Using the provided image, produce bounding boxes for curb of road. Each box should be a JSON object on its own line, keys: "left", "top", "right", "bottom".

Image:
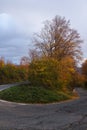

{"left": 0, "top": 95, "right": 80, "bottom": 106}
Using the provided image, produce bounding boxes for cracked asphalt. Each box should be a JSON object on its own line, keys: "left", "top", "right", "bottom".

{"left": 0, "top": 84, "right": 87, "bottom": 130}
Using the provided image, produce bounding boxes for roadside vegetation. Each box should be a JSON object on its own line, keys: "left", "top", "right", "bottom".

{"left": 0, "top": 57, "right": 29, "bottom": 84}
{"left": 81, "top": 60, "right": 87, "bottom": 89}
{"left": 0, "top": 15, "right": 86, "bottom": 103}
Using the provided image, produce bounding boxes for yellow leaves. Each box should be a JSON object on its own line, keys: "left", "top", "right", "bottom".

{"left": 0, "top": 58, "right": 29, "bottom": 84}
{"left": 29, "top": 56, "right": 77, "bottom": 92}
{"left": 0, "top": 57, "right": 5, "bottom": 67}
{"left": 68, "top": 68, "right": 75, "bottom": 73}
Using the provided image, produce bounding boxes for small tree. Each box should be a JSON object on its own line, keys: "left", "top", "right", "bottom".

{"left": 20, "top": 56, "right": 29, "bottom": 65}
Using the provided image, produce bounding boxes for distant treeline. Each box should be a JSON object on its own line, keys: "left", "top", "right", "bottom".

{"left": 0, "top": 57, "right": 29, "bottom": 84}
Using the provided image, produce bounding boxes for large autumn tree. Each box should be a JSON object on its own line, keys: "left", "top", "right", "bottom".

{"left": 33, "top": 15, "right": 83, "bottom": 63}
{"left": 28, "top": 15, "right": 83, "bottom": 91}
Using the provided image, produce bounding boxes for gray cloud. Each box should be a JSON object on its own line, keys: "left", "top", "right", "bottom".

{"left": 0, "top": 0, "right": 87, "bottom": 63}
{"left": 0, "top": 13, "right": 30, "bottom": 63}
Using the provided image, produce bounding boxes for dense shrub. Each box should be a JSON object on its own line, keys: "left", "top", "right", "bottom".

{"left": 29, "top": 58, "right": 60, "bottom": 89}
{"left": 81, "top": 60, "right": 87, "bottom": 88}
{"left": 29, "top": 57, "right": 76, "bottom": 91}
{"left": 0, "top": 60, "right": 29, "bottom": 84}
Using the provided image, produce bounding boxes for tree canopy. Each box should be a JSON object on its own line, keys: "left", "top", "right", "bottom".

{"left": 33, "top": 15, "right": 83, "bottom": 63}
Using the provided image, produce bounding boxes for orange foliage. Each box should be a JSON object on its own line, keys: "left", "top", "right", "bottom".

{"left": 0, "top": 58, "right": 29, "bottom": 84}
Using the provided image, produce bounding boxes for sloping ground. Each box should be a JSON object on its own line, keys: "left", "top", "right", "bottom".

{"left": 0, "top": 85, "right": 87, "bottom": 129}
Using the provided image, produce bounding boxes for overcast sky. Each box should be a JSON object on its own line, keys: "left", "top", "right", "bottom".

{"left": 0, "top": 0, "right": 87, "bottom": 63}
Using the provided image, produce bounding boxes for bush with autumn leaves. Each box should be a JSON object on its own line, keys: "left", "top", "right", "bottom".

{"left": 29, "top": 57, "right": 77, "bottom": 92}
{"left": 0, "top": 57, "right": 29, "bottom": 84}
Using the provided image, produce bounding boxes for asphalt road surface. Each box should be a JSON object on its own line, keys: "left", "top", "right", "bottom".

{"left": 0, "top": 84, "right": 87, "bottom": 130}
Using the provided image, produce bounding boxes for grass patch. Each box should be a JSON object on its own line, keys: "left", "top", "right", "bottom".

{"left": 0, "top": 85, "right": 71, "bottom": 103}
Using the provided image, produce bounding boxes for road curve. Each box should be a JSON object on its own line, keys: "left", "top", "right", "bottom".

{"left": 0, "top": 84, "right": 87, "bottom": 130}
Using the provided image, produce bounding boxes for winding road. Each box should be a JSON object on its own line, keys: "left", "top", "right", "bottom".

{"left": 0, "top": 84, "right": 87, "bottom": 130}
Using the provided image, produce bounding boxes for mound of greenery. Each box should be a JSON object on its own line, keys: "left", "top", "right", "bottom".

{"left": 0, "top": 85, "right": 71, "bottom": 103}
